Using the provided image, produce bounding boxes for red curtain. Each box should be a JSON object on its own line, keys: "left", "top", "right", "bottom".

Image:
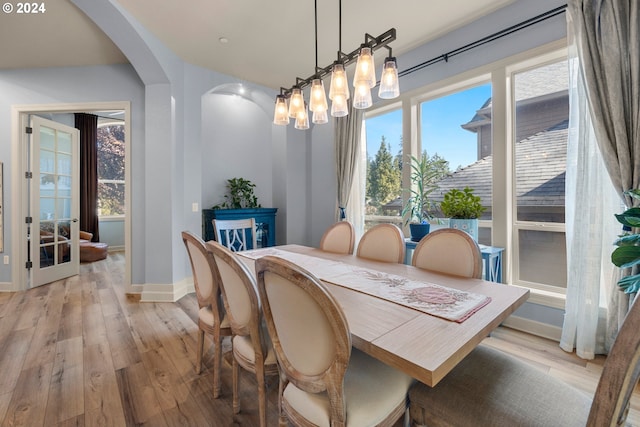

{"left": 75, "top": 113, "right": 99, "bottom": 242}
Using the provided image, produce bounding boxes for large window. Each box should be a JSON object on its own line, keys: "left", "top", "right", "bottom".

{"left": 362, "top": 44, "right": 569, "bottom": 306}
{"left": 97, "top": 123, "right": 125, "bottom": 217}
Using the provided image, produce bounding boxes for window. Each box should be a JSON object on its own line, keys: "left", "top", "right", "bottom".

{"left": 512, "top": 59, "right": 568, "bottom": 294}
{"left": 364, "top": 108, "right": 403, "bottom": 230}
{"left": 419, "top": 82, "right": 493, "bottom": 245}
{"left": 362, "top": 43, "right": 569, "bottom": 307}
{"left": 97, "top": 123, "right": 125, "bottom": 217}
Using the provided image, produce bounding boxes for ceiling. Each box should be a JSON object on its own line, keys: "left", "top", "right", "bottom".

{"left": 0, "top": 0, "right": 516, "bottom": 90}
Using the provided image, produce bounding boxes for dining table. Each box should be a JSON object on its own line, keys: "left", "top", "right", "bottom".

{"left": 237, "top": 244, "right": 529, "bottom": 387}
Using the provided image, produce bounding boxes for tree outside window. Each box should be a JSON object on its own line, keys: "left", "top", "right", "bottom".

{"left": 97, "top": 124, "right": 125, "bottom": 216}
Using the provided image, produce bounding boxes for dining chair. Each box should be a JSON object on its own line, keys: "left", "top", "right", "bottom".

{"left": 207, "top": 240, "right": 279, "bottom": 427}
{"left": 255, "top": 255, "right": 414, "bottom": 427}
{"left": 180, "top": 231, "right": 232, "bottom": 398}
{"left": 319, "top": 221, "right": 356, "bottom": 254}
{"left": 213, "top": 218, "right": 258, "bottom": 252}
{"left": 411, "top": 228, "right": 483, "bottom": 278}
{"left": 409, "top": 297, "right": 640, "bottom": 427}
{"left": 356, "top": 223, "right": 405, "bottom": 263}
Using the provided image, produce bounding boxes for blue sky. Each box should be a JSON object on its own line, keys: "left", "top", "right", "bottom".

{"left": 365, "top": 83, "right": 492, "bottom": 170}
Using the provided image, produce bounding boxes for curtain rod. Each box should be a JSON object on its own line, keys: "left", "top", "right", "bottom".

{"left": 398, "top": 4, "right": 567, "bottom": 78}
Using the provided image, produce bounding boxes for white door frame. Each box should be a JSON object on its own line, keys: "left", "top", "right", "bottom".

{"left": 10, "top": 101, "right": 131, "bottom": 291}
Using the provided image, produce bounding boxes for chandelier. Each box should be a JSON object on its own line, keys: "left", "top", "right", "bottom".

{"left": 273, "top": 0, "right": 400, "bottom": 129}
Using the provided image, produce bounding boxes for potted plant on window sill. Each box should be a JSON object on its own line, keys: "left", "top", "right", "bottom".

{"left": 440, "top": 187, "right": 485, "bottom": 241}
{"left": 402, "top": 154, "right": 443, "bottom": 242}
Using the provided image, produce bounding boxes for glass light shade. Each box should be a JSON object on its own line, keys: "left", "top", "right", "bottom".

{"left": 378, "top": 58, "right": 400, "bottom": 99}
{"left": 353, "top": 47, "right": 376, "bottom": 89}
{"left": 353, "top": 79, "right": 373, "bottom": 109}
{"left": 329, "top": 63, "right": 350, "bottom": 100}
{"left": 312, "top": 108, "right": 328, "bottom": 124}
{"left": 331, "top": 94, "right": 349, "bottom": 117}
{"left": 295, "top": 103, "right": 310, "bottom": 130}
{"left": 288, "top": 88, "right": 305, "bottom": 118}
{"left": 309, "top": 79, "right": 328, "bottom": 113}
{"left": 273, "top": 95, "right": 290, "bottom": 125}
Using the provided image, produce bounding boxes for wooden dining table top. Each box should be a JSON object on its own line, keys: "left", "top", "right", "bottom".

{"left": 237, "top": 244, "right": 529, "bottom": 387}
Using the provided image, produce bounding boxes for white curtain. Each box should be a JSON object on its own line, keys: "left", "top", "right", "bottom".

{"left": 560, "top": 11, "right": 621, "bottom": 358}
{"left": 347, "top": 120, "right": 367, "bottom": 244}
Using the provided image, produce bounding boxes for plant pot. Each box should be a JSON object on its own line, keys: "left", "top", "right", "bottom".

{"left": 409, "top": 223, "right": 431, "bottom": 242}
{"left": 449, "top": 218, "right": 478, "bottom": 241}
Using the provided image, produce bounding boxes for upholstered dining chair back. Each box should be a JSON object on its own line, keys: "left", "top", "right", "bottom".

{"left": 256, "top": 255, "right": 414, "bottom": 427}
{"left": 409, "top": 277, "right": 640, "bottom": 427}
{"left": 320, "top": 221, "right": 356, "bottom": 254}
{"left": 206, "top": 240, "right": 277, "bottom": 427}
{"left": 411, "top": 228, "right": 482, "bottom": 278}
{"left": 180, "top": 231, "right": 231, "bottom": 398}
{"left": 213, "top": 218, "right": 257, "bottom": 252}
{"left": 356, "top": 223, "right": 405, "bottom": 263}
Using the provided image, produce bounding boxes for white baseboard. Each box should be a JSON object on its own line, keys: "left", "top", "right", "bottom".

{"left": 502, "top": 314, "right": 562, "bottom": 342}
{"left": 0, "top": 282, "right": 15, "bottom": 292}
{"left": 108, "top": 245, "right": 124, "bottom": 252}
{"left": 137, "top": 277, "right": 195, "bottom": 302}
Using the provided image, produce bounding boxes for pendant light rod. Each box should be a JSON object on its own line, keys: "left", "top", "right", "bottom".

{"left": 279, "top": 27, "right": 396, "bottom": 97}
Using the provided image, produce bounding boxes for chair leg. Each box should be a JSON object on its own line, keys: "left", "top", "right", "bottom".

{"left": 196, "top": 329, "right": 204, "bottom": 375}
{"left": 278, "top": 375, "right": 288, "bottom": 427}
{"left": 213, "top": 331, "right": 222, "bottom": 399}
{"left": 232, "top": 355, "right": 240, "bottom": 414}
{"left": 256, "top": 365, "right": 267, "bottom": 427}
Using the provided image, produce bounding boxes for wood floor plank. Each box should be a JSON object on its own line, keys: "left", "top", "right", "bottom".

{"left": 0, "top": 328, "right": 36, "bottom": 393}
{"left": 139, "top": 346, "right": 193, "bottom": 412}
{"left": 83, "top": 343, "right": 126, "bottom": 427}
{"left": 103, "top": 311, "right": 142, "bottom": 370}
{"left": 22, "top": 282, "right": 66, "bottom": 370}
{"left": 45, "top": 336, "right": 84, "bottom": 424}
{"left": 0, "top": 393, "right": 10, "bottom": 426}
{"left": 114, "top": 361, "right": 165, "bottom": 426}
{"left": 1, "top": 363, "right": 53, "bottom": 427}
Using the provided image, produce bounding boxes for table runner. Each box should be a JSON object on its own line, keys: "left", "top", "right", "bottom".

{"left": 241, "top": 248, "right": 490, "bottom": 323}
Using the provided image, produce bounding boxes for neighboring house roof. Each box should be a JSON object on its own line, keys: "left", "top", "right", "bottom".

{"left": 463, "top": 61, "right": 568, "bottom": 131}
{"left": 383, "top": 119, "right": 568, "bottom": 211}
{"left": 432, "top": 119, "right": 567, "bottom": 207}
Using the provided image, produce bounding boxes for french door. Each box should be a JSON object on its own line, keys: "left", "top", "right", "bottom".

{"left": 29, "top": 116, "right": 80, "bottom": 287}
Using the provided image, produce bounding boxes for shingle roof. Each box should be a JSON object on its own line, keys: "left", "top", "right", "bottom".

{"left": 431, "top": 119, "right": 567, "bottom": 206}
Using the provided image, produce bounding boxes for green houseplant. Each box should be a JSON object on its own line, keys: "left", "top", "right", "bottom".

{"left": 212, "top": 177, "right": 261, "bottom": 209}
{"left": 401, "top": 154, "right": 444, "bottom": 241}
{"left": 440, "top": 187, "right": 485, "bottom": 241}
{"left": 612, "top": 189, "right": 640, "bottom": 294}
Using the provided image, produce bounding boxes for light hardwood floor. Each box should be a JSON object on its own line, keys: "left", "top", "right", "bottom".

{"left": 0, "top": 252, "right": 638, "bottom": 426}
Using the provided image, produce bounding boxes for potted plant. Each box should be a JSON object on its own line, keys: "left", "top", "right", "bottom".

{"left": 440, "top": 187, "right": 485, "bottom": 241}
{"left": 612, "top": 189, "right": 640, "bottom": 294}
{"left": 401, "top": 154, "right": 444, "bottom": 242}
{"left": 213, "top": 177, "right": 261, "bottom": 209}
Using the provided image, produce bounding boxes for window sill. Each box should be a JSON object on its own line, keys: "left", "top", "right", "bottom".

{"left": 98, "top": 215, "right": 125, "bottom": 222}
{"left": 511, "top": 284, "right": 566, "bottom": 310}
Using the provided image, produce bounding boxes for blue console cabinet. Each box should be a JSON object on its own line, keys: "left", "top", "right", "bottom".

{"left": 202, "top": 208, "right": 277, "bottom": 249}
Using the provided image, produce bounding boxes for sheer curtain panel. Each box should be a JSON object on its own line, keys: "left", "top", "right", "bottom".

{"left": 563, "top": 0, "right": 640, "bottom": 355}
